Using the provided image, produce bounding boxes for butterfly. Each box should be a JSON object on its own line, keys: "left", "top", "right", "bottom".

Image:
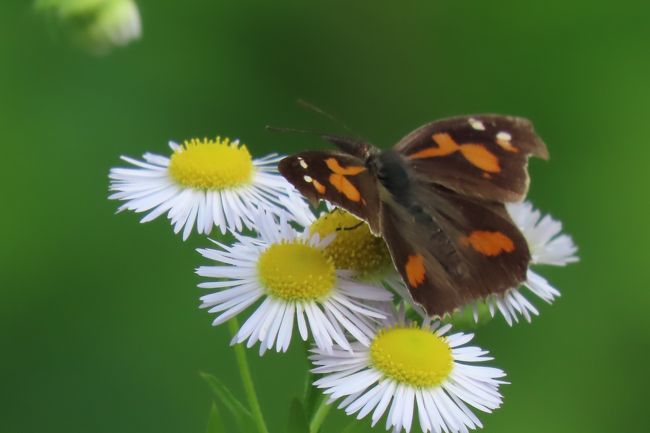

{"left": 278, "top": 115, "right": 548, "bottom": 317}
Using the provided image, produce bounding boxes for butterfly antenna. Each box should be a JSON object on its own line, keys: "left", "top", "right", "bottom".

{"left": 265, "top": 125, "right": 327, "bottom": 136}
{"left": 296, "top": 99, "right": 355, "bottom": 135}
{"left": 267, "top": 125, "right": 372, "bottom": 159}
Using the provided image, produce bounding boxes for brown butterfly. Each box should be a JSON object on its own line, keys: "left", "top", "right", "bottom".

{"left": 278, "top": 115, "right": 548, "bottom": 317}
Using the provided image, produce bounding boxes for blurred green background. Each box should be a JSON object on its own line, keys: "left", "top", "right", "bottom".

{"left": 2, "top": 1, "right": 648, "bottom": 432}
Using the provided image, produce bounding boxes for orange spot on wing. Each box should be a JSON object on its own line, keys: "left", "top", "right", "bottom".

{"left": 408, "top": 133, "right": 460, "bottom": 159}
{"left": 325, "top": 158, "right": 367, "bottom": 175}
{"left": 312, "top": 179, "right": 326, "bottom": 194}
{"left": 329, "top": 173, "right": 361, "bottom": 201}
{"left": 459, "top": 144, "right": 501, "bottom": 173}
{"left": 405, "top": 254, "right": 426, "bottom": 288}
{"left": 461, "top": 231, "right": 515, "bottom": 256}
{"left": 408, "top": 133, "right": 501, "bottom": 173}
{"left": 496, "top": 138, "right": 519, "bottom": 153}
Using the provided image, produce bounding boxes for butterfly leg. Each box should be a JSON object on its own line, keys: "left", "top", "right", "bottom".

{"left": 336, "top": 221, "right": 365, "bottom": 231}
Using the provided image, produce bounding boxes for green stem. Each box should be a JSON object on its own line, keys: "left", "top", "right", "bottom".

{"left": 228, "top": 318, "right": 269, "bottom": 433}
{"left": 309, "top": 397, "right": 332, "bottom": 433}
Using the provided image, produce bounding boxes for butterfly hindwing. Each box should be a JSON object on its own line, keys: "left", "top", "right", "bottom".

{"left": 380, "top": 182, "right": 530, "bottom": 317}
{"left": 278, "top": 151, "right": 381, "bottom": 233}
{"left": 395, "top": 115, "right": 548, "bottom": 202}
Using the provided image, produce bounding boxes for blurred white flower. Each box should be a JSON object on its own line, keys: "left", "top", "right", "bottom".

{"left": 86, "top": 0, "right": 141, "bottom": 49}
{"left": 36, "top": 0, "right": 142, "bottom": 53}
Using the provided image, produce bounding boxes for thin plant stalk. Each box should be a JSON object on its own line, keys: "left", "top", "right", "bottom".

{"left": 309, "top": 396, "right": 332, "bottom": 433}
{"left": 228, "top": 318, "right": 270, "bottom": 433}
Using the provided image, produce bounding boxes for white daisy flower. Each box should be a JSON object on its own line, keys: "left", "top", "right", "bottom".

{"left": 108, "top": 137, "right": 311, "bottom": 240}
{"left": 196, "top": 214, "right": 393, "bottom": 355}
{"left": 311, "top": 307, "right": 507, "bottom": 433}
{"left": 478, "top": 201, "right": 579, "bottom": 325}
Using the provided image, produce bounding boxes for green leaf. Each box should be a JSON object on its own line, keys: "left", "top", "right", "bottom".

{"left": 207, "top": 402, "right": 226, "bottom": 433}
{"left": 200, "top": 372, "right": 255, "bottom": 433}
{"left": 287, "top": 399, "right": 310, "bottom": 433}
{"left": 405, "top": 306, "right": 423, "bottom": 323}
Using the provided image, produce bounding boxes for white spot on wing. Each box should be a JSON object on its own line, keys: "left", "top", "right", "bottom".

{"left": 468, "top": 118, "right": 486, "bottom": 131}
{"left": 298, "top": 157, "right": 308, "bottom": 169}
{"left": 303, "top": 175, "right": 313, "bottom": 183}
{"left": 495, "top": 131, "right": 518, "bottom": 152}
{"left": 496, "top": 131, "right": 512, "bottom": 141}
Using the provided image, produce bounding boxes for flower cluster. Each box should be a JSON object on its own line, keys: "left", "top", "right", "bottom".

{"left": 109, "top": 136, "right": 577, "bottom": 433}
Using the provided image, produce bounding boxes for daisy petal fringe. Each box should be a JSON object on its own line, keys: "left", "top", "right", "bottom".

{"left": 197, "top": 213, "right": 393, "bottom": 354}
{"left": 108, "top": 138, "right": 310, "bottom": 240}
{"left": 311, "top": 308, "right": 506, "bottom": 433}
{"left": 507, "top": 201, "right": 578, "bottom": 267}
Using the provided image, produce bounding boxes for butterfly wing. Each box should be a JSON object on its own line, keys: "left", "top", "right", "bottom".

{"left": 380, "top": 181, "right": 530, "bottom": 317}
{"left": 395, "top": 115, "right": 548, "bottom": 202}
{"left": 279, "top": 114, "right": 544, "bottom": 316}
{"left": 278, "top": 151, "right": 381, "bottom": 233}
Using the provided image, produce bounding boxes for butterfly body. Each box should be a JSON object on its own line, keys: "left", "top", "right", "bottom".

{"left": 371, "top": 149, "right": 412, "bottom": 200}
{"left": 279, "top": 115, "right": 547, "bottom": 317}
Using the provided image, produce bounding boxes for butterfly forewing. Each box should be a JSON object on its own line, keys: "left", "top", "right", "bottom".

{"left": 278, "top": 151, "right": 381, "bottom": 233}
{"left": 395, "top": 115, "right": 548, "bottom": 202}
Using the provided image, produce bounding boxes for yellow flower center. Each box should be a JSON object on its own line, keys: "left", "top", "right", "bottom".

{"left": 370, "top": 326, "right": 453, "bottom": 387}
{"left": 257, "top": 241, "right": 336, "bottom": 301}
{"left": 309, "top": 209, "right": 392, "bottom": 279}
{"left": 168, "top": 137, "right": 254, "bottom": 189}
